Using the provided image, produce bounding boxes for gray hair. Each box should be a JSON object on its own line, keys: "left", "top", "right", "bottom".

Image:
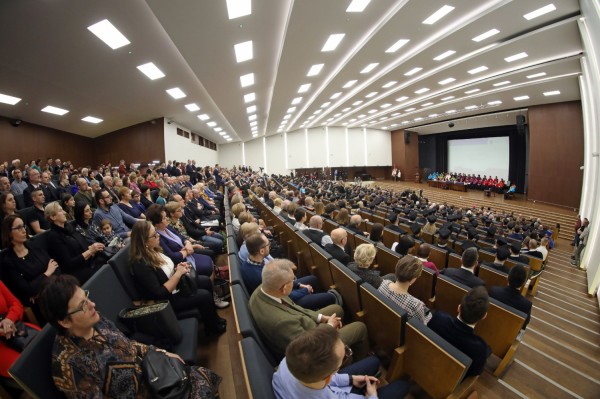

{"left": 262, "top": 259, "right": 295, "bottom": 291}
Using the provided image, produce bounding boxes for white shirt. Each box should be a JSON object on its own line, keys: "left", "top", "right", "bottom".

{"left": 159, "top": 253, "right": 179, "bottom": 293}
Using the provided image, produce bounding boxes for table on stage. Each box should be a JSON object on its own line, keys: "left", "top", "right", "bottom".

{"left": 427, "top": 180, "right": 468, "bottom": 192}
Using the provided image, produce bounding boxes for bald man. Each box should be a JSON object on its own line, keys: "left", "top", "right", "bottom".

{"left": 304, "top": 215, "right": 333, "bottom": 247}
{"left": 347, "top": 214, "right": 368, "bottom": 237}
{"left": 324, "top": 228, "right": 352, "bottom": 266}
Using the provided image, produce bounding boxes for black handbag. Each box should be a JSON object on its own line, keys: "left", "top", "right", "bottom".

{"left": 118, "top": 301, "right": 183, "bottom": 347}
{"left": 176, "top": 266, "right": 198, "bottom": 297}
{"left": 142, "top": 349, "right": 191, "bottom": 399}
{"left": 0, "top": 317, "right": 39, "bottom": 352}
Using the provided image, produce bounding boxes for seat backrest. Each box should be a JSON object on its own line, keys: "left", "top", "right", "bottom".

{"left": 231, "top": 284, "right": 278, "bottom": 366}
{"left": 295, "top": 231, "right": 314, "bottom": 278}
{"left": 375, "top": 242, "right": 401, "bottom": 276}
{"left": 322, "top": 218, "right": 338, "bottom": 234}
{"left": 359, "top": 283, "right": 407, "bottom": 355}
{"left": 478, "top": 249, "right": 495, "bottom": 263}
{"left": 433, "top": 275, "right": 469, "bottom": 316}
{"left": 428, "top": 246, "right": 448, "bottom": 270}
{"left": 29, "top": 230, "right": 51, "bottom": 253}
{"left": 421, "top": 231, "right": 434, "bottom": 245}
{"left": 108, "top": 244, "right": 142, "bottom": 301}
{"left": 408, "top": 266, "right": 436, "bottom": 304}
{"left": 308, "top": 243, "right": 334, "bottom": 289}
{"left": 9, "top": 325, "right": 65, "bottom": 399}
{"left": 229, "top": 253, "right": 249, "bottom": 297}
{"left": 227, "top": 235, "right": 239, "bottom": 255}
{"left": 329, "top": 259, "right": 363, "bottom": 318}
{"left": 477, "top": 264, "right": 508, "bottom": 292}
{"left": 239, "top": 337, "right": 276, "bottom": 399}
{"left": 354, "top": 233, "right": 375, "bottom": 248}
{"left": 399, "top": 319, "right": 472, "bottom": 399}
{"left": 14, "top": 193, "right": 26, "bottom": 210}
{"left": 341, "top": 227, "right": 357, "bottom": 253}
{"left": 83, "top": 264, "right": 134, "bottom": 321}
{"left": 447, "top": 253, "right": 462, "bottom": 269}
{"left": 474, "top": 298, "right": 526, "bottom": 359}
{"left": 382, "top": 228, "right": 400, "bottom": 248}
{"left": 526, "top": 256, "right": 543, "bottom": 272}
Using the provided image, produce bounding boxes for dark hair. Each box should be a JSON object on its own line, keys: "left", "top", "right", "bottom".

{"left": 496, "top": 246, "right": 510, "bottom": 261}
{"left": 0, "top": 192, "right": 14, "bottom": 219}
{"left": 245, "top": 233, "right": 266, "bottom": 256}
{"left": 38, "top": 275, "right": 80, "bottom": 335}
{"left": 140, "top": 184, "right": 150, "bottom": 195}
{"left": 286, "top": 326, "right": 341, "bottom": 383}
{"left": 370, "top": 223, "right": 384, "bottom": 242}
{"left": 396, "top": 235, "right": 415, "bottom": 256}
{"left": 30, "top": 187, "right": 43, "bottom": 199}
{"left": 94, "top": 189, "right": 106, "bottom": 205}
{"left": 324, "top": 203, "right": 336, "bottom": 214}
{"left": 1, "top": 214, "right": 23, "bottom": 249}
{"left": 508, "top": 265, "right": 528, "bottom": 289}
{"left": 416, "top": 243, "right": 431, "bottom": 258}
{"left": 294, "top": 208, "right": 306, "bottom": 223}
{"left": 60, "top": 193, "right": 73, "bottom": 209}
{"left": 73, "top": 201, "right": 90, "bottom": 226}
{"left": 146, "top": 204, "right": 165, "bottom": 225}
{"left": 462, "top": 247, "right": 479, "bottom": 268}
{"left": 460, "top": 286, "right": 489, "bottom": 324}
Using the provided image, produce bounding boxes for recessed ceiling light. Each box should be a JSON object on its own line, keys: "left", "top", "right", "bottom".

{"left": 414, "top": 117, "right": 424, "bottom": 121}
{"left": 465, "top": 88, "right": 480, "bottom": 94}
{"left": 468, "top": 66, "right": 488, "bottom": 74}
{"left": 244, "top": 93, "right": 256, "bottom": 103}
{"left": 234, "top": 41, "right": 253, "bottom": 63}
{"left": 446, "top": 110, "right": 456, "bottom": 114}
{"left": 523, "top": 4, "right": 556, "bottom": 20}
{"left": 197, "top": 114, "right": 210, "bottom": 120}
{"left": 219, "top": 131, "right": 227, "bottom": 136}
{"left": 381, "top": 103, "right": 392, "bottom": 108}
{"left": 423, "top": 5, "right": 455, "bottom": 25}
{"left": 226, "top": 138, "right": 232, "bottom": 141}
{"left": 246, "top": 105, "right": 257, "bottom": 113}
{"left": 166, "top": 88, "right": 186, "bottom": 99}
{"left": 346, "top": 0, "right": 371, "bottom": 12}
{"left": 544, "top": 90, "right": 561, "bottom": 96}
{"left": 342, "top": 107, "right": 351, "bottom": 112}
{"left": 472, "top": 29, "right": 500, "bottom": 42}
{"left": 391, "top": 112, "right": 400, "bottom": 116}
{"left": 379, "top": 117, "right": 388, "bottom": 121}
{"left": 353, "top": 100, "right": 363, "bottom": 106}
{"left": 441, "top": 96, "right": 455, "bottom": 101}
{"left": 214, "top": 127, "right": 223, "bottom": 132}
{"left": 358, "top": 114, "right": 366, "bottom": 118}
{"left": 405, "top": 107, "right": 416, "bottom": 112}
{"left": 321, "top": 102, "right": 331, "bottom": 108}
{"left": 291, "top": 97, "right": 303, "bottom": 105}
{"left": 185, "top": 103, "right": 200, "bottom": 112}
{"left": 249, "top": 114, "right": 257, "bottom": 121}
{"left": 334, "top": 113, "right": 342, "bottom": 117}
{"left": 428, "top": 114, "right": 438, "bottom": 117}
{"left": 207, "top": 121, "right": 217, "bottom": 127}
{"left": 287, "top": 107, "right": 296, "bottom": 113}
{"left": 527, "top": 72, "right": 546, "bottom": 79}
{"left": 82, "top": 116, "right": 102, "bottom": 124}
{"left": 326, "top": 118, "right": 334, "bottom": 122}
{"left": 137, "top": 62, "right": 165, "bottom": 80}
{"left": 514, "top": 95, "right": 530, "bottom": 101}
{"left": 360, "top": 63, "right": 379, "bottom": 74}
{"left": 366, "top": 92, "right": 378, "bottom": 98}
{"left": 382, "top": 81, "right": 397, "bottom": 88}
{"left": 433, "top": 50, "right": 456, "bottom": 61}
{"left": 330, "top": 92, "right": 342, "bottom": 99}
{"left": 386, "top": 39, "right": 410, "bottom": 53}
{"left": 465, "top": 105, "right": 478, "bottom": 110}
{"left": 314, "top": 110, "right": 322, "bottom": 115}
{"left": 308, "top": 116, "right": 315, "bottom": 120}
{"left": 505, "top": 52, "right": 528, "bottom": 62}
{"left": 240, "top": 73, "right": 255, "bottom": 87}
{"left": 226, "top": 0, "right": 251, "bottom": 19}
{"left": 368, "top": 109, "right": 377, "bottom": 114}
{"left": 298, "top": 83, "right": 311, "bottom": 93}
{"left": 250, "top": 121, "right": 258, "bottom": 126}
{"left": 87, "top": 19, "right": 130, "bottom": 50}
{"left": 0, "top": 93, "right": 21, "bottom": 105}
{"left": 402, "top": 121, "right": 410, "bottom": 124}
{"left": 405, "top": 67, "right": 422, "bottom": 76}
{"left": 307, "top": 64, "right": 324, "bottom": 76}
{"left": 438, "top": 77, "right": 456, "bottom": 85}
{"left": 414, "top": 88, "right": 429, "bottom": 94}
{"left": 488, "top": 100, "right": 502, "bottom": 105}
{"left": 321, "top": 33, "right": 345, "bottom": 52}
{"left": 396, "top": 96, "right": 408, "bottom": 102}
{"left": 41, "top": 105, "right": 69, "bottom": 116}
{"left": 421, "top": 102, "right": 433, "bottom": 107}
{"left": 493, "top": 81, "right": 511, "bottom": 87}
{"left": 343, "top": 80, "right": 358, "bottom": 88}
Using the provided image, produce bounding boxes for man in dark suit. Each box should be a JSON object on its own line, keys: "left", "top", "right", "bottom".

{"left": 22, "top": 168, "right": 42, "bottom": 207}
{"left": 441, "top": 247, "right": 484, "bottom": 288}
{"left": 428, "top": 286, "right": 491, "bottom": 377}
{"left": 304, "top": 215, "right": 333, "bottom": 247}
{"left": 435, "top": 227, "right": 455, "bottom": 254}
{"left": 461, "top": 228, "right": 480, "bottom": 252}
{"left": 481, "top": 245, "right": 510, "bottom": 274}
{"left": 489, "top": 265, "right": 532, "bottom": 329}
{"left": 508, "top": 243, "right": 529, "bottom": 265}
{"left": 41, "top": 171, "right": 59, "bottom": 202}
{"left": 347, "top": 214, "right": 368, "bottom": 237}
{"left": 324, "top": 228, "right": 352, "bottom": 266}
{"left": 524, "top": 239, "right": 544, "bottom": 259}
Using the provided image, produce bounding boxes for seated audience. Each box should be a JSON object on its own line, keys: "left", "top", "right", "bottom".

{"left": 248, "top": 259, "right": 369, "bottom": 360}
{"left": 23, "top": 188, "right": 50, "bottom": 235}
{"left": 93, "top": 189, "right": 138, "bottom": 238}
{"left": 524, "top": 239, "right": 543, "bottom": 259}
{"left": 303, "top": 215, "right": 333, "bottom": 247}
{"left": 129, "top": 221, "right": 228, "bottom": 332}
{"left": 334, "top": 208, "right": 350, "bottom": 226}
{"left": 73, "top": 202, "right": 103, "bottom": 244}
{"left": 393, "top": 235, "right": 415, "bottom": 256}
{"left": 324, "top": 228, "right": 353, "bottom": 266}
{"left": 415, "top": 243, "right": 440, "bottom": 275}
{"left": 230, "top": 202, "right": 246, "bottom": 235}
{"left": 116, "top": 187, "right": 145, "bottom": 219}
{"left": 294, "top": 208, "right": 308, "bottom": 231}
{"left": 369, "top": 223, "right": 384, "bottom": 244}
{"left": 272, "top": 327, "right": 409, "bottom": 399}
{"left": 481, "top": 245, "right": 510, "bottom": 273}
{"left": 38, "top": 274, "right": 222, "bottom": 397}
{"left": 489, "top": 265, "right": 532, "bottom": 329}
{"left": 59, "top": 193, "right": 75, "bottom": 221}
{"left": 347, "top": 243, "right": 392, "bottom": 289}
{"left": 440, "top": 248, "right": 485, "bottom": 288}
{"left": 378, "top": 256, "right": 432, "bottom": 324}
{"left": 73, "top": 178, "right": 96, "bottom": 210}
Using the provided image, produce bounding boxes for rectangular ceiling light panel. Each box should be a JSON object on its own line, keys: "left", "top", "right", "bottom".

{"left": 87, "top": 19, "right": 130, "bottom": 49}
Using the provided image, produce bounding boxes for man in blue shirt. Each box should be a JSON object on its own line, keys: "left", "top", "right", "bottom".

{"left": 93, "top": 189, "right": 139, "bottom": 238}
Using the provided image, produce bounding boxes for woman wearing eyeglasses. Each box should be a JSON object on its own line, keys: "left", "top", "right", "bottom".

{"left": 38, "top": 274, "right": 221, "bottom": 398}
{"left": 129, "top": 221, "right": 227, "bottom": 334}
{"left": 0, "top": 215, "right": 60, "bottom": 323}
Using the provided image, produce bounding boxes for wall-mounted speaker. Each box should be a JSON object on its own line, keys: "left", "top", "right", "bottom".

{"left": 404, "top": 131, "right": 410, "bottom": 144}
{"left": 516, "top": 114, "right": 525, "bottom": 135}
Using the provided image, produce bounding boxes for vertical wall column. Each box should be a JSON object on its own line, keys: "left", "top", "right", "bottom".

{"left": 391, "top": 129, "right": 419, "bottom": 181}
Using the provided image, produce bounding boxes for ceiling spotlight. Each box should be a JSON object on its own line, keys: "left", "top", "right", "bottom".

{"left": 11, "top": 119, "right": 22, "bottom": 127}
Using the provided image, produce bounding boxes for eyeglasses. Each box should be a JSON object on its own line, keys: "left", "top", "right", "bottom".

{"left": 67, "top": 290, "right": 91, "bottom": 316}
{"left": 148, "top": 231, "right": 159, "bottom": 239}
{"left": 11, "top": 224, "right": 27, "bottom": 231}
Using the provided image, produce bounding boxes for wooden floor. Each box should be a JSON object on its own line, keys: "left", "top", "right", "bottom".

{"left": 207, "top": 182, "right": 598, "bottom": 399}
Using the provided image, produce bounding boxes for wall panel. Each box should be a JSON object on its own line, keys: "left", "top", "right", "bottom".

{"left": 265, "top": 134, "right": 287, "bottom": 175}
{"left": 347, "top": 129, "right": 367, "bottom": 167}
{"left": 164, "top": 120, "right": 217, "bottom": 166}
{"left": 244, "top": 137, "right": 265, "bottom": 170}
{"left": 307, "top": 128, "right": 327, "bottom": 167}
{"left": 328, "top": 127, "right": 347, "bottom": 167}
{"left": 287, "top": 130, "right": 307, "bottom": 170}
{"left": 366, "top": 129, "right": 392, "bottom": 166}
{"left": 217, "top": 142, "right": 244, "bottom": 168}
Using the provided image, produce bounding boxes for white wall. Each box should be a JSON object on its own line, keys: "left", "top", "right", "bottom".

{"left": 163, "top": 119, "right": 218, "bottom": 166}
{"left": 217, "top": 127, "right": 391, "bottom": 174}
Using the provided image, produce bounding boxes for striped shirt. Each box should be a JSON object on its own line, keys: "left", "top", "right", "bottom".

{"left": 378, "top": 280, "right": 432, "bottom": 324}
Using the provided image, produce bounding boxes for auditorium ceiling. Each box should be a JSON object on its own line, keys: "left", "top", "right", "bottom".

{"left": 0, "top": 0, "right": 583, "bottom": 142}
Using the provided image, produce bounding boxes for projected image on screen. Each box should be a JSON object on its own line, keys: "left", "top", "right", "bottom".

{"left": 447, "top": 137, "right": 509, "bottom": 180}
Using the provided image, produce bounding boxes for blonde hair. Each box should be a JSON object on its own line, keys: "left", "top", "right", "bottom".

{"left": 240, "top": 222, "right": 260, "bottom": 241}
{"left": 129, "top": 221, "right": 165, "bottom": 268}
{"left": 354, "top": 243, "right": 376, "bottom": 268}
{"left": 164, "top": 201, "right": 182, "bottom": 217}
{"left": 274, "top": 197, "right": 283, "bottom": 207}
{"left": 395, "top": 255, "right": 423, "bottom": 283}
{"left": 231, "top": 203, "right": 246, "bottom": 218}
{"left": 44, "top": 201, "right": 63, "bottom": 221}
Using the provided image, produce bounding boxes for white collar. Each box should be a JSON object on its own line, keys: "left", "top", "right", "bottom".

{"left": 261, "top": 287, "right": 282, "bottom": 303}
